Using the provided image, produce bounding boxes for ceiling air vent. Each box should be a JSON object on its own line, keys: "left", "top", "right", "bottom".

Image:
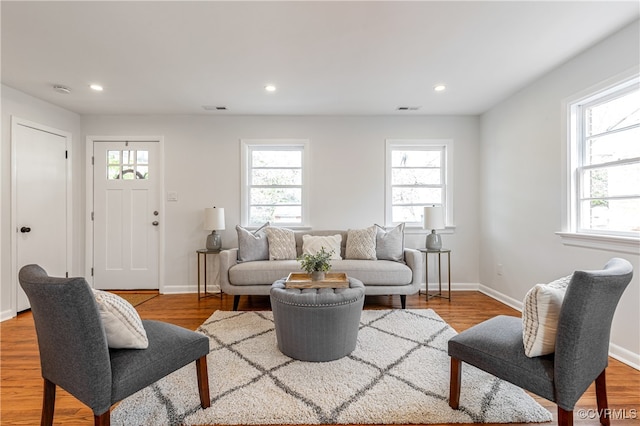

{"left": 202, "top": 105, "right": 227, "bottom": 111}
{"left": 53, "top": 85, "right": 71, "bottom": 94}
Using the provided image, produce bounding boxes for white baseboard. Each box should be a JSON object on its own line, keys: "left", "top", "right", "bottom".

{"left": 609, "top": 343, "right": 640, "bottom": 370}
{"left": 161, "top": 284, "right": 220, "bottom": 295}
{"left": 420, "top": 282, "right": 480, "bottom": 292}
{"left": 477, "top": 284, "right": 523, "bottom": 311}
{"left": 0, "top": 309, "right": 16, "bottom": 322}
{"left": 478, "top": 284, "right": 639, "bottom": 371}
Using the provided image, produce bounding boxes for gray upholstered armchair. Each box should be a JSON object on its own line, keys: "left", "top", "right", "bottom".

{"left": 19, "top": 264, "right": 211, "bottom": 426}
{"left": 448, "top": 258, "right": 633, "bottom": 426}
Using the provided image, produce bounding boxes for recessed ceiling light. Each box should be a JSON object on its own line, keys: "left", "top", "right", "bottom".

{"left": 264, "top": 84, "right": 277, "bottom": 92}
{"left": 53, "top": 85, "right": 71, "bottom": 94}
{"left": 89, "top": 84, "right": 104, "bottom": 91}
{"left": 434, "top": 84, "right": 447, "bottom": 92}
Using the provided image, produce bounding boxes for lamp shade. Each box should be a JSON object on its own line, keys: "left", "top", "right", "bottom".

{"left": 423, "top": 206, "right": 445, "bottom": 230}
{"left": 204, "top": 207, "right": 225, "bottom": 231}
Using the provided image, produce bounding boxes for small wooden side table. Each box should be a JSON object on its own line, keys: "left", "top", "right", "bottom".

{"left": 418, "top": 248, "right": 451, "bottom": 301}
{"left": 197, "top": 249, "right": 224, "bottom": 300}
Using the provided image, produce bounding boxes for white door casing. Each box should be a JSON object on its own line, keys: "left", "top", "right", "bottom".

{"left": 91, "top": 139, "right": 162, "bottom": 290}
{"left": 11, "top": 118, "right": 71, "bottom": 313}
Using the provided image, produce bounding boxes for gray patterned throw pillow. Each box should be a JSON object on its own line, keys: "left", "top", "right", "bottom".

{"left": 236, "top": 222, "right": 270, "bottom": 262}
{"left": 375, "top": 223, "right": 405, "bottom": 262}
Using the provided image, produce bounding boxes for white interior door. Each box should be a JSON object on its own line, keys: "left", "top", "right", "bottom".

{"left": 93, "top": 141, "right": 159, "bottom": 290}
{"left": 14, "top": 120, "right": 69, "bottom": 312}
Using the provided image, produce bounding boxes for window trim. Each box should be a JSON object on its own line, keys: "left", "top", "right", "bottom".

{"left": 385, "top": 139, "right": 454, "bottom": 228}
{"left": 240, "top": 139, "right": 310, "bottom": 228}
{"left": 559, "top": 69, "right": 640, "bottom": 253}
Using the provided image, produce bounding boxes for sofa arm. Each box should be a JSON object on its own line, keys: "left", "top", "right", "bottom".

{"left": 404, "top": 248, "right": 423, "bottom": 288}
{"left": 218, "top": 248, "right": 238, "bottom": 293}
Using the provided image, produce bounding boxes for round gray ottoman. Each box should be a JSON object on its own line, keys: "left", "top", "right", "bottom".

{"left": 270, "top": 277, "right": 365, "bottom": 362}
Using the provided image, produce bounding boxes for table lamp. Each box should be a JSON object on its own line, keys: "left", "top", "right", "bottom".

{"left": 423, "top": 205, "right": 445, "bottom": 250}
{"left": 204, "top": 207, "right": 225, "bottom": 250}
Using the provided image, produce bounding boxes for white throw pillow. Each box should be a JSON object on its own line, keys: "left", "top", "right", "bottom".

{"left": 302, "top": 234, "right": 342, "bottom": 259}
{"left": 522, "top": 274, "right": 572, "bottom": 357}
{"left": 345, "top": 226, "right": 377, "bottom": 260}
{"left": 265, "top": 226, "right": 297, "bottom": 260}
{"left": 93, "top": 289, "right": 149, "bottom": 349}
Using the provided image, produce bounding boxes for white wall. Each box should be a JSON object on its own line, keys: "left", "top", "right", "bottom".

{"left": 479, "top": 21, "right": 640, "bottom": 366}
{"left": 0, "top": 85, "right": 82, "bottom": 320}
{"left": 82, "top": 115, "right": 481, "bottom": 293}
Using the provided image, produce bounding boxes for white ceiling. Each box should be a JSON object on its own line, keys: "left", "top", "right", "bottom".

{"left": 2, "top": 1, "right": 638, "bottom": 116}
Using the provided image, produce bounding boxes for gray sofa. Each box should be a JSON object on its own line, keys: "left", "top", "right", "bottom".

{"left": 219, "top": 229, "right": 422, "bottom": 310}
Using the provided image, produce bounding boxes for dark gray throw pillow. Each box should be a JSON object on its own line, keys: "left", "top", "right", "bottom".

{"left": 375, "top": 223, "right": 405, "bottom": 262}
{"left": 236, "top": 222, "right": 270, "bottom": 262}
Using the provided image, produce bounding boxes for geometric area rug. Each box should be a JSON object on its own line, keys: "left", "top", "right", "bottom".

{"left": 112, "top": 309, "right": 553, "bottom": 425}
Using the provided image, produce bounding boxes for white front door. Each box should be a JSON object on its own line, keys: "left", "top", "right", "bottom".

{"left": 93, "top": 141, "right": 160, "bottom": 290}
{"left": 13, "top": 119, "right": 70, "bottom": 312}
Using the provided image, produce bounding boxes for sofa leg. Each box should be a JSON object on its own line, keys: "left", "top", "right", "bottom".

{"left": 400, "top": 295, "right": 406, "bottom": 309}
{"left": 233, "top": 295, "right": 240, "bottom": 311}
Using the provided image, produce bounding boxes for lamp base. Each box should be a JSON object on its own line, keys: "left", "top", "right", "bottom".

{"left": 425, "top": 230, "right": 442, "bottom": 250}
{"left": 206, "top": 231, "right": 222, "bottom": 251}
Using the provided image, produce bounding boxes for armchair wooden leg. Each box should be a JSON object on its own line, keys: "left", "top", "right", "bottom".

{"left": 449, "top": 357, "right": 462, "bottom": 409}
{"left": 196, "top": 355, "right": 211, "bottom": 409}
{"left": 596, "top": 369, "right": 610, "bottom": 426}
{"left": 558, "top": 407, "right": 574, "bottom": 426}
{"left": 94, "top": 411, "right": 110, "bottom": 426}
{"left": 41, "top": 378, "right": 56, "bottom": 426}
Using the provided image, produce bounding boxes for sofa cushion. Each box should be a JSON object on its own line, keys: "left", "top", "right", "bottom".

{"left": 345, "top": 226, "right": 377, "bottom": 260}
{"left": 375, "top": 223, "right": 405, "bottom": 262}
{"left": 522, "top": 274, "right": 572, "bottom": 357}
{"left": 229, "top": 260, "right": 302, "bottom": 285}
{"left": 265, "top": 227, "right": 297, "bottom": 260}
{"left": 302, "top": 234, "right": 342, "bottom": 259}
{"left": 229, "top": 259, "right": 412, "bottom": 287}
{"left": 236, "top": 222, "right": 270, "bottom": 262}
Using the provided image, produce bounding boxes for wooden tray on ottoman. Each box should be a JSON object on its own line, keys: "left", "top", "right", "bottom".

{"left": 285, "top": 272, "right": 349, "bottom": 289}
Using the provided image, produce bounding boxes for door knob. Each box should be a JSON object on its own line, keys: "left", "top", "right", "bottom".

{"left": 20, "top": 226, "right": 31, "bottom": 233}
{"left": 152, "top": 221, "right": 159, "bottom": 226}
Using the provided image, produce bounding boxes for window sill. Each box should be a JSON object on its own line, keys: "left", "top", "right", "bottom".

{"left": 556, "top": 232, "right": 640, "bottom": 255}
{"left": 405, "top": 225, "right": 456, "bottom": 235}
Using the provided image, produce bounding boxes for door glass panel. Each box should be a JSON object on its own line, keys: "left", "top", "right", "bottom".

{"left": 137, "top": 166, "right": 149, "bottom": 179}
{"left": 108, "top": 165, "right": 120, "bottom": 180}
{"left": 107, "top": 150, "right": 149, "bottom": 180}
{"left": 108, "top": 150, "right": 120, "bottom": 164}
{"left": 137, "top": 150, "right": 149, "bottom": 164}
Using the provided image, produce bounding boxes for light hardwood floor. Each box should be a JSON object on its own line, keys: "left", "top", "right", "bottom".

{"left": 1, "top": 291, "right": 638, "bottom": 425}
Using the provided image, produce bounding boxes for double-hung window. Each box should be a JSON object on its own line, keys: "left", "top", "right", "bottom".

{"left": 241, "top": 139, "right": 309, "bottom": 227}
{"left": 385, "top": 139, "right": 452, "bottom": 226}
{"left": 568, "top": 76, "right": 640, "bottom": 239}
